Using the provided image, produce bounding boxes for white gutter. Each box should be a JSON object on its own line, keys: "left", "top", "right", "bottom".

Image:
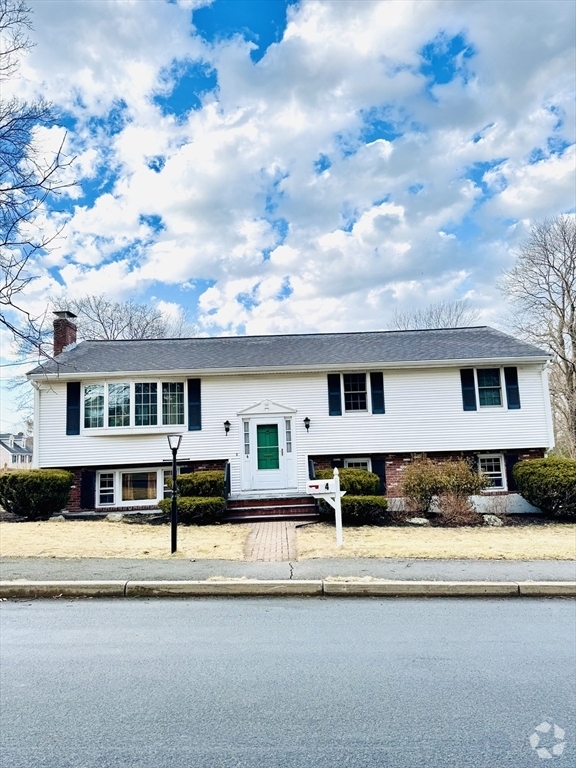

{"left": 27, "top": 356, "right": 551, "bottom": 382}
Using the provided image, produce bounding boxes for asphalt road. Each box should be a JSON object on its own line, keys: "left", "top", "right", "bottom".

{"left": 1, "top": 598, "right": 575, "bottom": 768}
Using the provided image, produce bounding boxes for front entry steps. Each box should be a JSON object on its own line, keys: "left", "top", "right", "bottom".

{"left": 223, "top": 496, "right": 319, "bottom": 523}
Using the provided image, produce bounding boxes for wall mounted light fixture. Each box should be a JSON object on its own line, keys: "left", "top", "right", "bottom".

{"left": 224, "top": 420, "right": 231, "bottom": 435}
{"left": 303, "top": 417, "right": 311, "bottom": 432}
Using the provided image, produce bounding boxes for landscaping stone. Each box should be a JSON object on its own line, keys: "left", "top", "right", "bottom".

{"left": 483, "top": 514, "right": 504, "bottom": 527}
{"left": 49, "top": 515, "right": 66, "bottom": 522}
{"left": 106, "top": 513, "right": 124, "bottom": 522}
{"left": 407, "top": 517, "right": 430, "bottom": 526}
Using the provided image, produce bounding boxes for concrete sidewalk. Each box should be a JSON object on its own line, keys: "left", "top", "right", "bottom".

{"left": 2, "top": 555, "right": 575, "bottom": 582}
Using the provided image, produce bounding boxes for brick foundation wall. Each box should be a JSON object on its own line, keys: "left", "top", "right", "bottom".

{"left": 67, "top": 469, "right": 83, "bottom": 512}
{"left": 311, "top": 449, "right": 547, "bottom": 498}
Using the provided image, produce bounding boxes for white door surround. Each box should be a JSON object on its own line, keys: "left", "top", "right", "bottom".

{"left": 237, "top": 399, "right": 297, "bottom": 492}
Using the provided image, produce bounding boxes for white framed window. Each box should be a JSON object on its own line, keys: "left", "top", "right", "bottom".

{"left": 243, "top": 421, "right": 250, "bottom": 457}
{"left": 344, "top": 457, "right": 372, "bottom": 472}
{"left": 285, "top": 419, "right": 292, "bottom": 453}
{"left": 96, "top": 467, "right": 173, "bottom": 507}
{"left": 476, "top": 369, "right": 502, "bottom": 407}
{"left": 83, "top": 381, "right": 185, "bottom": 430}
{"left": 11, "top": 455, "right": 17, "bottom": 464}
{"left": 98, "top": 473, "right": 115, "bottom": 505}
{"left": 343, "top": 373, "right": 368, "bottom": 412}
{"left": 478, "top": 454, "right": 507, "bottom": 491}
{"left": 121, "top": 471, "right": 157, "bottom": 502}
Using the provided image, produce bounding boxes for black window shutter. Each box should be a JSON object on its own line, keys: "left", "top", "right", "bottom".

{"left": 460, "top": 369, "right": 477, "bottom": 411}
{"left": 66, "top": 382, "right": 81, "bottom": 435}
{"left": 504, "top": 454, "right": 519, "bottom": 491}
{"left": 187, "top": 379, "right": 201, "bottom": 431}
{"left": 80, "top": 470, "right": 96, "bottom": 509}
{"left": 327, "top": 374, "right": 342, "bottom": 416}
{"left": 504, "top": 367, "right": 521, "bottom": 409}
{"left": 370, "top": 372, "right": 385, "bottom": 414}
{"left": 371, "top": 459, "right": 387, "bottom": 495}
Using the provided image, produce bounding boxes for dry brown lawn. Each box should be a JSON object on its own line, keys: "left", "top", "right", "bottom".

{"left": 297, "top": 523, "right": 576, "bottom": 560}
{"left": 0, "top": 520, "right": 249, "bottom": 560}
{"left": 0, "top": 519, "right": 574, "bottom": 561}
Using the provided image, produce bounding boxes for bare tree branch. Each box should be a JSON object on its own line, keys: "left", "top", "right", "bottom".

{"left": 390, "top": 299, "right": 481, "bottom": 331}
{"left": 50, "top": 295, "right": 197, "bottom": 342}
{"left": 0, "top": 0, "right": 75, "bottom": 351}
{"left": 499, "top": 215, "right": 576, "bottom": 457}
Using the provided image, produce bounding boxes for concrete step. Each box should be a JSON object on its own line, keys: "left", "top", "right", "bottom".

{"left": 223, "top": 512, "right": 320, "bottom": 523}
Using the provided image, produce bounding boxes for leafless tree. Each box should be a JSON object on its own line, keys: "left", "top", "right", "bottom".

{"left": 7, "top": 294, "right": 196, "bottom": 423}
{"left": 391, "top": 299, "right": 481, "bottom": 331}
{"left": 500, "top": 215, "right": 576, "bottom": 457}
{"left": 50, "top": 295, "right": 195, "bottom": 342}
{"left": 0, "top": 0, "right": 74, "bottom": 350}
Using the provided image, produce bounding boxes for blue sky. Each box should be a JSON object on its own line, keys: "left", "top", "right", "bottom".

{"left": 1, "top": 0, "right": 575, "bottom": 430}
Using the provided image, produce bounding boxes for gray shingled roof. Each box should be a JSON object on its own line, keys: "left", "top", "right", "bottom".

{"left": 27, "top": 327, "right": 549, "bottom": 377}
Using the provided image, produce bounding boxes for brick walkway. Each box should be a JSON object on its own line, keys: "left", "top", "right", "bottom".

{"left": 244, "top": 521, "right": 297, "bottom": 562}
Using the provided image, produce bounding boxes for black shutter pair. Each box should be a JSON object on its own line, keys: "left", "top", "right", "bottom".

{"left": 460, "top": 368, "right": 521, "bottom": 411}
{"left": 327, "top": 373, "right": 385, "bottom": 415}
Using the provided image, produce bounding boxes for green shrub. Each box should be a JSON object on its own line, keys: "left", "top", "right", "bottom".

{"left": 401, "top": 458, "right": 441, "bottom": 513}
{"left": 157, "top": 496, "right": 226, "bottom": 525}
{"left": 402, "top": 458, "right": 489, "bottom": 514}
{"left": 316, "top": 468, "right": 380, "bottom": 495}
{"left": 0, "top": 469, "right": 74, "bottom": 520}
{"left": 319, "top": 495, "right": 389, "bottom": 526}
{"left": 175, "top": 471, "right": 225, "bottom": 498}
{"left": 513, "top": 458, "right": 576, "bottom": 517}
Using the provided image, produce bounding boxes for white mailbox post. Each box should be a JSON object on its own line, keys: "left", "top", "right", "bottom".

{"left": 306, "top": 468, "right": 346, "bottom": 547}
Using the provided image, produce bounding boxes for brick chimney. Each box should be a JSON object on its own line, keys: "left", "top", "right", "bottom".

{"left": 53, "top": 311, "right": 78, "bottom": 356}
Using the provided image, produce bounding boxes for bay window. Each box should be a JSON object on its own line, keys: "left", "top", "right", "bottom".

{"left": 83, "top": 381, "right": 185, "bottom": 429}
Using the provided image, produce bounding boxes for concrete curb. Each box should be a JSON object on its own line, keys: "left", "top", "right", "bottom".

{"left": 125, "top": 580, "right": 323, "bottom": 597}
{"left": 0, "top": 581, "right": 126, "bottom": 598}
{"left": 322, "top": 580, "right": 520, "bottom": 596}
{"left": 518, "top": 581, "right": 576, "bottom": 596}
{"left": 1, "top": 580, "right": 575, "bottom": 599}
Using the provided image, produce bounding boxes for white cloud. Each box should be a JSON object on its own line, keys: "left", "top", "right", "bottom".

{"left": 6, "top": 0, "right": 575, "bottom": 350}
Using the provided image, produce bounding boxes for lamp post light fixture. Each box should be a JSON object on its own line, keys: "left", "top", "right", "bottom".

{"left": 167, "top": 434, "right": 182, "bottom": 554}
{"left": 304, "top": 417, "right": 311, "bottom": 432}
{"left": 224, "top": 420, "right": 231, "bottom": 435}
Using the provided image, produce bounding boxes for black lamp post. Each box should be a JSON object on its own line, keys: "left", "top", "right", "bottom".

{"left": 167, "top": 434, "right": 182, "bottom": 553}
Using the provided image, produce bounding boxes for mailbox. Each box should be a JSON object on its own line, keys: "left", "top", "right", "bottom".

{"left": 306, "top": 479, "right": 336, "bottom": 494}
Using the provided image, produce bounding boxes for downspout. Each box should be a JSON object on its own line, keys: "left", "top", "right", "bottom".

{"left": 541, "top": 365, "right": 555, "bottom": 453}
{"left": 30, "top": 380, "right": 41, "bottom": 468}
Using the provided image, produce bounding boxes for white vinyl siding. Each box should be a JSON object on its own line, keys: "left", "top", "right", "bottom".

{"left": 35, "top": 365, "right": 552, "bottom": 497}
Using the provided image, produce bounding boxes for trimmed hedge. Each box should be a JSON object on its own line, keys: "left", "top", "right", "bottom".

{"left": 513, "top": 458, "right": 576, "bottom": 517}
{"left": 174, "top": 471, "right": 225, "bottom": 498}
{"left": 158, "top": 496, "right": 227, "bottom": 525}
{"left": 319, "top": 495, "right": 389, "bottom": 526}
{"left": 0, "top": 469, "right": 74, "bottom": 520}
{"left": 316, "top": 468, "right": 380, "bottom": 495}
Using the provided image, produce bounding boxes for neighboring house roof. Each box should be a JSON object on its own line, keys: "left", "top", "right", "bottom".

{"left": 27, "top": 326, "right": 549, "bottom": 377}
{"left": 0, "top": 440, "right": 33, "bottom": 456}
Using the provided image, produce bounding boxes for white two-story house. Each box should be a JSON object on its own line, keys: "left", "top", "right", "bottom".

{"left": 27, "top": 312, "right": 553, "bottom": 514}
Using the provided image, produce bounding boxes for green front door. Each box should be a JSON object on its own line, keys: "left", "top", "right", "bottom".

{"left": 257, "top": 424, "right": 280, "bottom": 470}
